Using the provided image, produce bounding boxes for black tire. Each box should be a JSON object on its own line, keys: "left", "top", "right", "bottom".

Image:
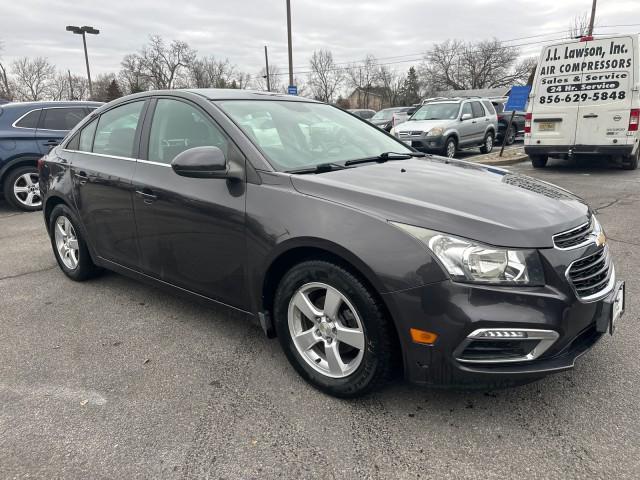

{"left": 48, "top": 204, "right": 102, "bottom": 281}
{"left": 442, "top": 137, "right": 457, "bottom": 158}
{"left": 503, "top": 125, "right": 516, "bottom": 146}
{"left": 531, "top": 155, "right": 548, "bottom": 168}
{"left": 622, "top": 150, "right": 639, "bottom": 170}
{"left": 479, "top": 132, "right": 495, "bottom": 154}
{"left": 3, "top": 165, "right": 42, "bottom": 211}
{"left": 273, "top": 260, "right": 397, "bottom": 398}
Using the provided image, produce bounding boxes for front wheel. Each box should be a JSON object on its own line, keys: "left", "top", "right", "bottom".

{"left": 48, "top": 204, "right": 102, "bottom": 281}
{"left": 442, "top": 137, "right": 457, "bottom": 158}
{"left": 3, "top": 166, "right": 42, "bottom": 211}
{"left": 479, "top": 132, "right": 494, "bottom": 154}
{"left": 274, "top": 261, "right": 396, "bottom": 398}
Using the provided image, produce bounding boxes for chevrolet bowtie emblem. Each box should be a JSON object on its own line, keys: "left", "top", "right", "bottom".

{"left": 595, "top": 231, "right": 607, "bottom": 247}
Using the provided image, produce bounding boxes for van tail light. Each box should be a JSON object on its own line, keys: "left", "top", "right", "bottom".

{"left": 37, "top": 156, "right": 46, "bottom": 171}
{"left": 629, "top": 109, "right": 640, "bottom": 132}
{"left": 524, "top": 113, "right": 532, "bottom": 134}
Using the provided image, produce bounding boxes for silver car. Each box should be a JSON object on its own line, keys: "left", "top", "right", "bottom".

{"left": 391, "top": 98, "right": 498, "bottom": 158}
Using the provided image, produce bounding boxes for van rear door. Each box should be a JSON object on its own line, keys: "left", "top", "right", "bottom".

{"left": 574, "top": 36, "right": 636, "bottom": 148}
{"left": 530, "top": 40, "right": 582, "bottom": 147}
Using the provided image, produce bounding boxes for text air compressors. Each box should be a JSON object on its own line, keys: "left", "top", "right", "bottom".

{"left": 525, "top": 34, "right": 640, "bottom": 169}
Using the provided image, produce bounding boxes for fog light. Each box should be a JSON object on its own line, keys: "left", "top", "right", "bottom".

{"left": 410, "top": 328, "right": 438, "bottom": 345}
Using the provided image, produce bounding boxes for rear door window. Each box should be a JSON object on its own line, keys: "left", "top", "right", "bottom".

{"left": 40, "top": 108, "right": 88, "bottom": 131}
{"left": 92, "top": 101, "right": 144, "bottom": 158}
{"left": 14, "top": 109, "right": 41, "bottom": 128}
{"left": 471, "top": 102, "right": 486, "bottom": 118}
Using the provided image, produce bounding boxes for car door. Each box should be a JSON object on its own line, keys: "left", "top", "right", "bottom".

{"left": 68, "top": 100, "right": 146, "bottom": 269}
{"left": 457, "top": 103, "right": 475, "bottom": 146}
{"left": 131, "top": 97, "right": 248, "bottom": 309}
{"left": 35, "top": 107, "right": 91, "bottom": 154}
{"left": 470, "top": 101, "right": 489, "bottom": 142}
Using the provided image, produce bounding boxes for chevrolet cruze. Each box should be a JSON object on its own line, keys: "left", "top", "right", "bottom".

{"left": 39, "top": 89, "right": 625, "bottom": 398}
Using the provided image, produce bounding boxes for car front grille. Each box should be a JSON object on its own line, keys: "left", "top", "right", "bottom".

{"left": 398, "top": 131, "right": 423, "bottom": 137}
{"left": 566, "top": 245, "right": 613, "bottom": 300}
{"left": 553, "top": 217, "right": 593, "bottom": 249}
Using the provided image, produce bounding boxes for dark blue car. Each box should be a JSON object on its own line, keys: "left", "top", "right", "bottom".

{"left": 0, "top": 101, "right": 101, "bottom": 210}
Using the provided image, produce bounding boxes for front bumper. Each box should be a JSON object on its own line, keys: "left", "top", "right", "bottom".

{"left": 382, "top": 271, "right": 619, "bottom": 387}
{"left": 399, "top": 136, "right": 445, "bottom": 152}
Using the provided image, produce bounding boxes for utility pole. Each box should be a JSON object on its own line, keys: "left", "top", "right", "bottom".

{"left": 67, "top": 69, "right": 74, "bottom": 100}
{"left": 286, "top": 0, "right": 294, "bottom": 88}
{"left": 264, "top": 45, "right": 271, "bottom": 92}
{"left": 587, "top": 0, "right": 597, "bottom": 36}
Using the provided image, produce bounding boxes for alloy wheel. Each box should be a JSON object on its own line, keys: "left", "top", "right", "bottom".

{"left": 288, "top": 282, "right": 365, "bottom": 378}
{"left": 54, "top": 216, "right": 80, "bottom": 270}
{"left": 485, "top": 135, "right": 493, "bottom": 152}
{"left": 13, "top": 172, "right": 41, "bottom": 208}
{"left": 446, "top": 140, "right": 456, "bottom": 158}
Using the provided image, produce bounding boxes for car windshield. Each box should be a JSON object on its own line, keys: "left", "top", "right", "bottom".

{"left": 217, "top": 100, "right": 411, "bottom": 171}
{"left": 371, "top": 108, "right": 399, "bottom": 121}
{"left": 410, "top": 103, "right": 460, "bottom": 121}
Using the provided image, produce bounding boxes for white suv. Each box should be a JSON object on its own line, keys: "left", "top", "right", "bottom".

{"left": 391, "top": 98, "right": 498, "bottom": 158}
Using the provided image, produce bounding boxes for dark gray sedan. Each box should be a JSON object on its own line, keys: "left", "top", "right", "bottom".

{"left": 39, "top": 89, "right": 624, "bottom": 397}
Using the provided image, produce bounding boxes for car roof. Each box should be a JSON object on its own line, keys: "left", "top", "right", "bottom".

{"left": 0, "top": 100, "right": 103, "bottom": 110}
{"left": 184, "top": 88, "right": 319, "bottom": 103}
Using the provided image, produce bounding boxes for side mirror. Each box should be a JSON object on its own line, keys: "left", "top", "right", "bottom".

{"left": 461, "top": 113, "right": 472, "bottom": 121}
{"left": 171, "top": 146, "right": 241, "bottom": 180}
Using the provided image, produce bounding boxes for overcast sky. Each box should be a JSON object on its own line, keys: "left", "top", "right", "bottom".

{"left": 2, "top": 0, "right": 640, "bottom": 82}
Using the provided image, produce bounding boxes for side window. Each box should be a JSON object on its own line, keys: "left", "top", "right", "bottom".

{"left": 148, "top": 99, "right": 229, "bottom": 164}
{"left": 66, "top": 133, "right": 80, "bottom": 150}
{"left": 471, "top": 102, "right": 486, "bottom": 118}
{"left": 93, "top": 102, "right": 144, "bottom": 158}
{"left": 15, "top": 109, "right": 41, "bottom": 129}
{"left": 483, "top": 101, "right": 497, "bottom": 115}
{"left": 461, "top": 103, "right": 472, "bottom": 118}
{"left": 79, "top": 118, "right": 98, "bottom": 152}
{"left": 41, "top": 108, "right": 88, "bottom": 131}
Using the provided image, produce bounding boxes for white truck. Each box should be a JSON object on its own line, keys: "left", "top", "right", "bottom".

{"left": 525, "top": 34, "right": 640, "bottom": 169}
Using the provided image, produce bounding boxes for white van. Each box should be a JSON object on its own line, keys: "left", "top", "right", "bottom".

{"left": 525, "top": 34, "right": 640, "bottom": 169}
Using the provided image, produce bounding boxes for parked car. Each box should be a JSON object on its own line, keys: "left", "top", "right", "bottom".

{"left": 525, "top": 34, "right": 640, "bottom": 169}
{"left": 0, "top": 101, "right": 101, "bottom": 210}
{"left": 347, "top": 108, "right": 376, "bottom": 120}
{"left": 370, "top": 107, "right": 415, "bottom": 131}
{"left": 391, "top": 98, "right": 498, "bottom": 158}
{"left": 492, "top": 98, "right": 526, "bottom": 145}
{"left": 390, "top": 105, "right": 419, "bottom": 128}
{"left": 41, "top": 89, "right": 624, "bottom": 398}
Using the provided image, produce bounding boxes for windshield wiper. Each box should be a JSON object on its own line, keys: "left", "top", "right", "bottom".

{"left": 344, "top": 151, "right": 425, "bottom": 167}
{"left": 285, "top": 162, "right": 346, "bottom": 174}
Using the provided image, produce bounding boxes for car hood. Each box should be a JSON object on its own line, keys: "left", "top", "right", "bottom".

{"left": 396, "top": 119, "right": 452, "bottom": 132}
{"left": 289, "top": 158, "right": 589, "bottom": 248}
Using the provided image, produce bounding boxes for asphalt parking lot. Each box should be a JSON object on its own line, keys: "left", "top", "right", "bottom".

{"left": 1, "top": 157, "right": 639, "bottom": 479}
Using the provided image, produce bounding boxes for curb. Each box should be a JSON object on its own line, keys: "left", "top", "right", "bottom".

{"left": 474, "top": 154, "right": 529, "bottom": 167}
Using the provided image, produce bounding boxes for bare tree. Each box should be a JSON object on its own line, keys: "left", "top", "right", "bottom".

{"left": 346, "top": 55, "right": 379, "bottom": 108}
{"left": 421, "top": 39, "right": 532, "bottom": 91}
{"left": 234, "top": 72, "right": 252, "bottom": 89}
{"left": 138, "top": 35, "right": 196, "bottom": 89}
{"left": 119, "top": 54, "right": 149, "bottom": 94}
{"left": 308, "top": 49, "right": 343, "bottom": 103}
{"left": 0, "top": 41, "right": 12, "bottom": 100}
{"left": 49, "top": 72, "right": 70, "bottom": 100}
{"left": 11, "top": 57, "right": 55, "bottom": 101}
{"left": 376, "top": 65, "right": 404, "bottom": 107}
{"left": 569, "top": 12, "right": 590, "bottom": 38}
{"left": 91, "top": 73, "right": 119, "bottom": 102}
{"left": 254, "top": 64, "right": 283, "bottom": 92}
{"left": 188, "top": 56, "right": 236, "bottom": 88}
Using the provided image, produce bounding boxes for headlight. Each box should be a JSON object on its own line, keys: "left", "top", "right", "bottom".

{"left": 427, "top": 127, "right": 444, "bottom": 136}
{"left": 390, "top": 222, "right": 544, "bottom": 285}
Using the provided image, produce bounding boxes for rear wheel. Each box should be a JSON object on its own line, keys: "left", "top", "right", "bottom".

{"left": 3, "top": 166, "right": 42, "bottom": 211}
{"left": 531, "top": 155, "right": 548, "bottom": 168}
{"left": 273, "top": 260, "right": 396, "bottom": 398}
{"left": 503, "top": 125, "right": 516, "bottom": 145}
{"left": 480, "top": 132, "right": 494, "bottom": 154}
{"left": 48, "top": 204, "right": 102, "bottom": 281}
{"left": 622, "top": 149, "right": 639, "bottom": 170}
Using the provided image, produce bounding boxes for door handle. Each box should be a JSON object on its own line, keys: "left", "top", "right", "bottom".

{"left": 135, "top": 189, "right": 158, "bottom": 204}
{"left": 44, "top": 139, "right": 59, "bottom": 145}
{"left": 472, "top": 120, "right": 477, "bottom": 124}
{"left": 74, "top": 171, "right": 88, "bottom": 185}
{"left": 583, "top": 114, "right": 598, "bottom": 118}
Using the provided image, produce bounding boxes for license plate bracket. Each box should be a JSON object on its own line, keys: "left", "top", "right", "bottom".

{"left": 539, "top": 122, "right": 555, "bottom": 132}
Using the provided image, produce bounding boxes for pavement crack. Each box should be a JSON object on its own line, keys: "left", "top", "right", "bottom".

{"left": 607, "top": 236, "right": 640, "bottom": 247}
{"left": 0, "top": 264, "right": 57, "bottom": 282}
{"left": 593, "top": 198, "right": 621, "bottom": 213}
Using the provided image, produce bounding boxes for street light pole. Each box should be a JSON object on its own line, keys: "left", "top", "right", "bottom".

{"left": 264, "top": 45, "right": 271, "bottom": 92}
{"left": 286, "top": 0, "right": 294, "bottom": 88}
{"left": 66, "top": 25, "right": 99, "bottom": 99}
